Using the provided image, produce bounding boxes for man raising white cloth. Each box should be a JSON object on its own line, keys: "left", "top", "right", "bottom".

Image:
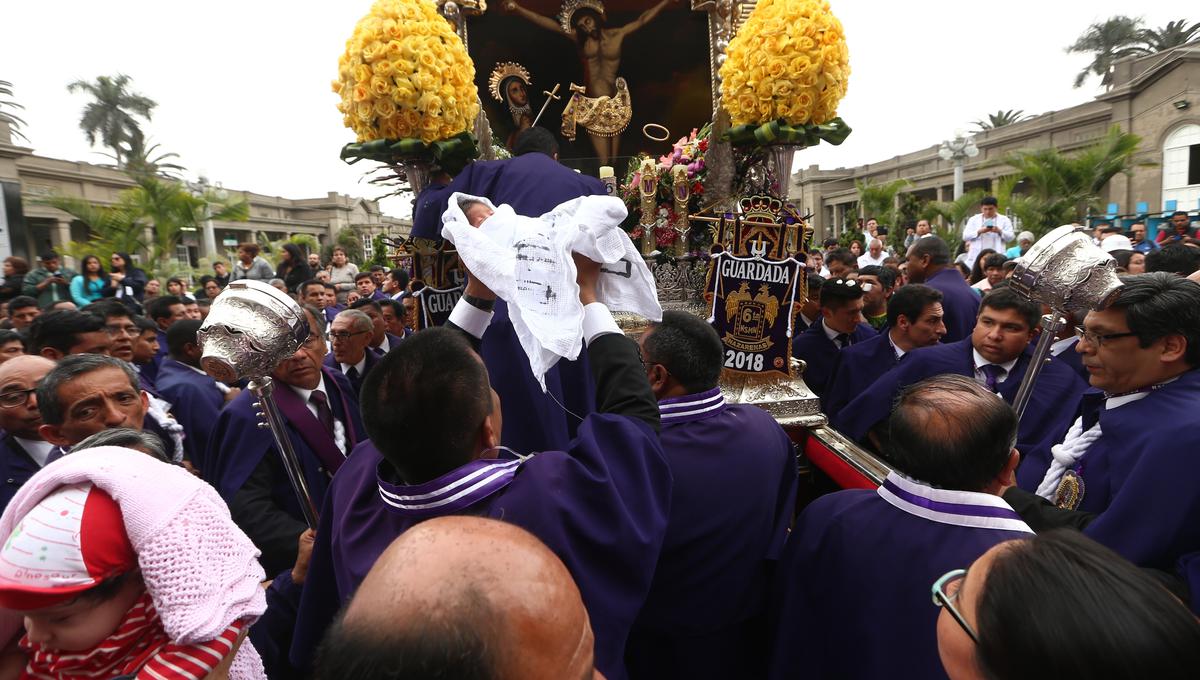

{"left": 962, "top": 196, "right": 1014, "bottom": 270}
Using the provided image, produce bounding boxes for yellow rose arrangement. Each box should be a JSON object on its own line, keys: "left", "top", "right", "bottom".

{"left": 333, "top": 0, "right": 480, "bottom": 145}
{"left": 718, "top": 0, "right": 850, "bottom": 128}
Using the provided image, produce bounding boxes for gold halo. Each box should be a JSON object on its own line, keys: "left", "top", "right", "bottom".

{"left": 488, "top": 62, "right": 531, "bottom": 102}
{"left": 642, "top": 123, "right": 670, "bottom": 142}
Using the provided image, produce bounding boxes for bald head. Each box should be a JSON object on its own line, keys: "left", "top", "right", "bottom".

{"left": 315, "top": 516, "right": 597, "bottom": 680}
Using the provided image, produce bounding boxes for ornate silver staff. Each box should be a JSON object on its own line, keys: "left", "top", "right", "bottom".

{"left": 197, "top": 279, "right": 320, "bottom": 529}
{"left": 1008, "top": 225, "right": 1124, "bottom": 420}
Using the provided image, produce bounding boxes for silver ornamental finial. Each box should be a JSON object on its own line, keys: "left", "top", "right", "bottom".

{"left": 198, "top": 279, "right": 311, "bottom": 383}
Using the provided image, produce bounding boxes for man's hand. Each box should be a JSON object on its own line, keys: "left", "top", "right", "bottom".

{"left": 224, "top": 386, "right": 242, "bottom": 403}
{"left": 573, "top": 253, "right": 600, "bottom": 306}
{"left": 463, "top": 268, "right": 496, "bottom": 302}
{"left": 291, "top": 528, "right": 316, "bottom": 585}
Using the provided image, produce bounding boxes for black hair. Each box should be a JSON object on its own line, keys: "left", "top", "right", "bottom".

{"left": 819, "top": 278, "right": 865, "bottom": 310}
{"left": 27, "top": 311, "right": 106, "bottom": 355}
{"left": 980, "top": 196, "right": 998, "bottom": 207}
{"left": 378, "top": 298, "right": 405, "bottom": 319}
{"left": 133, "top": 316, "right": 158, "bottom": 334}
{"left": 1111, "top": 272, "right": 1200, "bottom": 366}
{"left": 642, "top": 311, "right": 723, "bottom": 393}
{"left": 1170, "top": 210, "right": 1189, "bottom": 219}
{"left": 886, "top": 374, "right": 1016, "bottom": 490}
{"left": 369, "top": 264, "right": 385, "bottom": 273}
{"left": 886, "top": 284, "right": 943, "bottom": 327}
{"left": 1110, "top": 249, "right": 1137, "bottom": 271}
{"left": 974, "top": 530, "right": 1200, "bottom": 680}
{"left": 1145, "top": 244, "right": 1200, "bottom": 276}
{"left": 350, "top": 298, "right": 383, "bottom": 315}
{"left": 824, "top": 248, "right": 856, "bottom": 268}
{"left": 389, "top": 269, "right": 410, "bottom": 289}
{"left": 969, "top": 249, "right": 997, "bottom": 284}
{"left": 8, "top": 296, "right": 37, "bottom": 312}
{"left": 73, "top": 570, "right": 136, "bottom": 606}
{"left": 908, "top": 236, "right": 951, "bottom": 266}
{"left": 979, "top": 287, "right": 1041, "bottom": 331}
{"left": 360, "top": 327, "right": 493, "bottom": 483}
{"left": 323, "top": 282, "right": 337, "bottom": 291}
{"left": 805, "top": 273, "right": 825, "bottom": 302}
{"left": 166, "top": 319, "right": 203, "bottom": 358}
{"left": 0, "top": 329, "right": 23, "bottom": 350}
{"left": 354, "top": 271, "right": 374, "bottom": 283}
{"left": 512, "top": 126, "right": 559, "bottom": 157}
{"left": 313, "top": 592, "right": 499, "bottom": 680}
{"left": 166, "top": 277, "right": 185, "bottom": 289}
{"left": 85, "top": 300, "right": 132, "bottom": 320}
{"left": 37, "top": 354, "right": 140, "bottom": 426}
{"left": 300, "top": 279, "right": 326, "bottom": 295}
{"left": 982, "top": 252, "right": 1008, "bottom": 270}
{"left": 146, "top": 295, "right": 184, "bottom": 323}
{"left": 39, "top": 251, "right": 59, "bottom": 261}
{"left": 858, "top": 265, "right": 897, "bottom": 290}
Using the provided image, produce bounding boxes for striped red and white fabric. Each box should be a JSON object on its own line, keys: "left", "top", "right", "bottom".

{"left": 21, "top": 591, "right": 245, "bottom": 680}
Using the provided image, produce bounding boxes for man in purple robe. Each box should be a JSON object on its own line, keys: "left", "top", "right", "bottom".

{"left": 906, "top": 236, "right": 980, "bottom": 343}
{"left": 156, "top": 319, "right": 234, "bottom": 472}
{"left": 769, "top": 375, "right": 1033, "bottom": 680}
{"left": 206, "top": 305, "right": 363, "bottom": 575}
{"left": 285, "top": 256, "right": 670, "bottom": 680}
{"left": 822, "top": 284, "right": 946, "bottom": 418}
{"left": 791, "top": 277, "right": 877, "bottom": 397}
{"left": 627, "top": 311, "right": 797, "bottom": 679}
{"left": 1002, "top": 273, "right": 1200, "bottom": 612}
{"left": 322, "top": 309, "right": 379, "bottom": 397}
{"left": 835, "top": 287, "right": 1087, "bottom": 489}
{"left": 348, "top": 299, "right": 404, "bottom": 356}
{"left": 410, "top": 126, "right": 605, "bottom": 453}
{"left": 145, "top": 295, "right": 186, "bottom": 368}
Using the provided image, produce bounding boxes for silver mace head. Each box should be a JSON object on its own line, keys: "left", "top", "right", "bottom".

{"left": 198, "top": 279, "right": 312, "bottom": 383}
{"left": 1009, "top": 225, "right": 1125, "bottom": 314}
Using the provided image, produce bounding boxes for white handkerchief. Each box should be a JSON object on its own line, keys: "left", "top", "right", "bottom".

{"left": 441, "top": 192, "right": 662, "bottom": 389}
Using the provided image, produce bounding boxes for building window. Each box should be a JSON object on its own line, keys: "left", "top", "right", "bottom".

{"left": 1163, "top": 124, "right": 1200, "bottom": 209}
{"left": 362, "top": 232, "right": 374, "bottom": 260}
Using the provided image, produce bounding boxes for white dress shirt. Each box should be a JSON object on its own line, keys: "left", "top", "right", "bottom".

{"left": 14, "top": 437, "right": 55, "bottom": 468}
{"left": 962, "top": 213, "right": 1015, "bottom": 269}
{"left": 971, "top": 349, "right": 1019, "bottom": 390}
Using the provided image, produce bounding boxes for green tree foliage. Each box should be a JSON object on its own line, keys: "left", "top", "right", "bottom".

{"left": 1067, "top": 16, "right": 1199, "bottom": 89}
{"left": 1001, "top": 126, "right": 1150, "bottom": 235}
{"left": 922, "top": 189, "right": 988, "bottom": 244}
{"left": 973, "top": 110, "right": 1030, "bottom": 132}
{"left": 853, "top": 178, "right": 911, "bottom": 249}
{"left": 0, "top": 80, "right": 29, "bottom": 144}
{"left": 67, "top": 74, "right": 157, "bottom": 167}
{"left": 321, "top": 229, "right": 365, "bottom": 265}
{"left": 369, "top": 235, "right": 390, "bottom": 268}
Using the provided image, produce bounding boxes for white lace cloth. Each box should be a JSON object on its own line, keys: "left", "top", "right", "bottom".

{"left": 441, "top": 192, "right": 661, "bottom": 388}
{"left": 1035, "top": 415, "right": 1103, "bottom": 501}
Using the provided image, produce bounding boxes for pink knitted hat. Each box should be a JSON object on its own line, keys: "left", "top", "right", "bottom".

{"left": 0, "top": 482, "right": 136, "bottom": 611}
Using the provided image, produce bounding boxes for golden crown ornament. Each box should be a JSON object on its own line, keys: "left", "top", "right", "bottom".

{"left": 488, "top": 62, "right": 532, "bottom": 102}
{"left": 557, "top": 0, "right": 606, "bottom": 33}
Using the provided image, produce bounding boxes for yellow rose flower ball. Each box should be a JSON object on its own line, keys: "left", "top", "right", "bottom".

{"left": 334, "top": 0, "right": 479, "bottom": 144}
{"left": 719, "top": 0, "right": 850, "bottom": 128}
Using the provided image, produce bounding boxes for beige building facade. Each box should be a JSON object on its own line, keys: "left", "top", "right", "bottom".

{"left": 790, "top": 42, "right": 1200, "bottom": 241}
{"left": 0, "top": 120, "right": 410, "bottom": 267}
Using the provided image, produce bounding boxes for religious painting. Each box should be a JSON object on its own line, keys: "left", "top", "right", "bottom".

{"left": 468, "top": 0, "right": 713, "bottom": 175}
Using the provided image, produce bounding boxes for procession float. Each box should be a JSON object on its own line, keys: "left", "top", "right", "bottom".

{"left": 187, "top": 0, "right": 1118, "bottom": 518}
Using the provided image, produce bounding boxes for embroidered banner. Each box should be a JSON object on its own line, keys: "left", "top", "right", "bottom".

{"left": 414, "top": 284, "right": 464, "bottom": 330}
{"left": 707, "top": 252, "right": 802, "bottom": 379}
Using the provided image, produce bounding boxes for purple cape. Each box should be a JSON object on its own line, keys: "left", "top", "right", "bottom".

{"left": 768, "top": 479, "right": 1032, "bottom": 679}
{"left": 155, "top": 358, "right": 225, "bottom": 471}
{"left": 823, "top": 332, "right": 903, "bottom": 418}
{"left": 833, "top": 337, "right": 1087, "bottom": 489}
{"left": 290, "top": 412, "right": 671, "bottom": 680}
{"left": 791, "top": 321, "right": 877, "bottom": 397}
{"left": 923, "top": 268, "right": 980, "bottom": 344}
{"left": 625, "top": 392, "right": 797, "bottom": 679}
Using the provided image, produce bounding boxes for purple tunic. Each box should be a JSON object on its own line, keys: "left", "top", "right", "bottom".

{"left": 822, "top": 332, "right": 903, "bottom": 418}
{"left": 923, "top": 268, "right": 980, "bottom": 343}
{"left": 834, "top": 338, "right": 1087, "bottom": 489}
{"left": 291, "top": 415, "right": 670, "bottom": 680}
{"left": 768, "top": 473, "right": 1033, "bottom": 680}
{"left": 625, "top": 389, "right": 797, "bottom": 679}
{"left": 155, "top": 358, "right": 226, "bottom": 471}
{"left": 791, "top": 321, "right": 878, "bottom": 397}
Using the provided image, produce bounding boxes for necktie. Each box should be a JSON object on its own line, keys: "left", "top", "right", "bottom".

{"left": 369, "top": 346, "right": 384, "bottom": 359}
{"left": 980, "top": 364, "right": 1005, "bottom": 392}
{"left": 346, "top": 366, "right": 360, "bottom": 383}
{"left": 309, "top": 391, "right": 335, "bottom": 437}
{"left": 834, "top": 333, "right": 851, "bottom": 349}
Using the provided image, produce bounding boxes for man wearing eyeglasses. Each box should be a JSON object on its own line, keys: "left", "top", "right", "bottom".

{"left": 324, "top": 310, "right": 379, "bottom": 396}
{"left": 0, "top": 355, "right": 57, "bottom": 513}
{"left": 835, "top": 288, "right": 1087, "bottom": 489}
{"left": 1003, "top": 273, "right": 1200, "bottom": 610}
{"left": 769, "top": 375, "right": 1033, "bottom": 680}
{"left": 791, "top": 277, "right": 877, "bottom": 398}
{"left": 206, "top": 305, "right": 364, "bottom": 576}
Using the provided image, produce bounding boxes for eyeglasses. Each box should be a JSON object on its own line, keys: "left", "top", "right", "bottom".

{"left": 0, "top": 388, "right": 36, "bottom": 409}
{"left": 1075, "top": 326, "right": 1137, "bottom": 347}
{"left": 105, "top": 324, "right": 140, "bottom": 337}
{"left": 329, "top": 330, "right": 370, "bottom": 341}
{"left": 932, "top": 569, "right": 979, "bottom": 644}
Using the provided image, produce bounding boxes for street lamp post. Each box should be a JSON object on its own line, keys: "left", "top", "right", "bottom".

{"left": 938, "top": 131, "right": 979, "bottom": 200}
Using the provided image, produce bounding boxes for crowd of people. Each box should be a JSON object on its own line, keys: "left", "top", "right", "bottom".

{"left": 0, "top": 125, "right": 1194, "bottom": 679}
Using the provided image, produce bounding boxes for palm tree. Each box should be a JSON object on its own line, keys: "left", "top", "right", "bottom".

{"left": 973, "top": 110, "right": 1029, "bottom": 132}
{"left": 1001, "top": 126, "right": 1151, "bottom": 234}
{"left": 922, "top": 188, "right": 988, "bottom": 242}
{"left": 0, "top": 80, "right": 29, "bottom": 144}
{"left": 67, "top": 75, "right": 157, "bottom": 167}
{"left": 1066, "top": 16, "right": 1146, "bottom": 89}
{"left": 854, "top": 178, "right": 911, "bottom": 250}
{"left": 1137, "top": 20, "right": 1200, "bottom": 52}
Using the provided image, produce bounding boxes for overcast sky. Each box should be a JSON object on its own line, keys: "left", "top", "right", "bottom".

{"left": 1, "top": 1, "right": 1189, "bottom": 218}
